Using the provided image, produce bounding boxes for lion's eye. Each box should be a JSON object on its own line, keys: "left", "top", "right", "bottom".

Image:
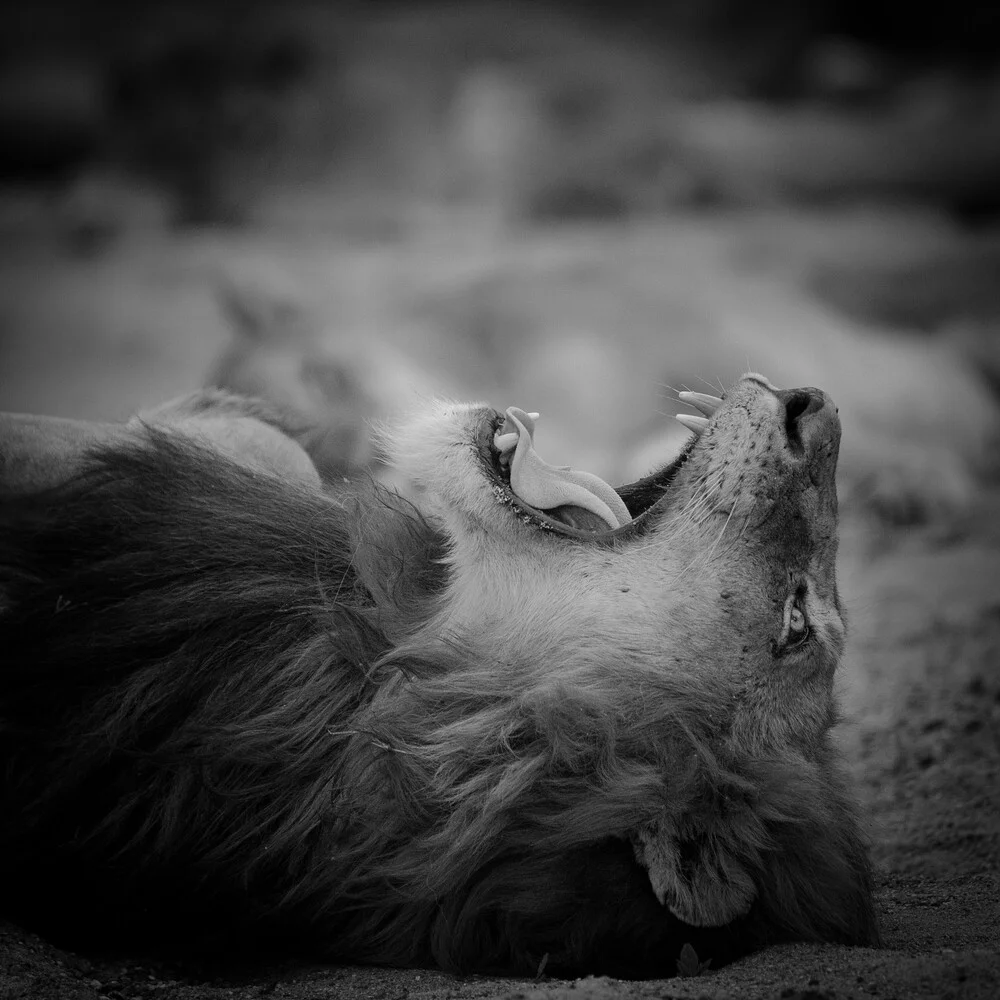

{"left": 776, "top": 591, "right": 811, "bottom": 654}
{"left": 788, "top": 604, "right": 807, "bottom": 634}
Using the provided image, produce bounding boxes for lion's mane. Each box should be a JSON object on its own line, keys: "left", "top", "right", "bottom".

{"left": 0, "top": 429, "right": 878, "bottom": 976}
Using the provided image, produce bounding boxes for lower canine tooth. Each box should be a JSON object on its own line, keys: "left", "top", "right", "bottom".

{"left": 678, "top": 391, "right": 723, "bottom": 416}
{"left": 675, "top": 414, "right": 711, "bottom": 434}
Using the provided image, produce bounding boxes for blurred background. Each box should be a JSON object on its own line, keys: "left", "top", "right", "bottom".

{"left": 5, "top": 0, "right": 1000, "bottom": 226}
{"left": 1, "top": 0, "right": 999, "bottom": 517}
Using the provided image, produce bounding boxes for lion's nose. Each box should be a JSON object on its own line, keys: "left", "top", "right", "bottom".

{"left": 775, "top": 387, "right": 840, "bottom": 456}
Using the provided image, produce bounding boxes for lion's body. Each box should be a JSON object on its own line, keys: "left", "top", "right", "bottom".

{"left": 0, "top": 383, "right": 878, "bottom": 976}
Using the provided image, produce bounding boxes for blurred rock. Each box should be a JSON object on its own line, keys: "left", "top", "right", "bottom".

{"left": 0, "top": 59, "right": 105, "bottom": 186}
{"left": 799, "top": 36, "right": 889, "bottom": 103}
{"left": 209, "top": 269, "right": 403, "bottom": 479}
{"left": 109, "top": 24, "right": 313, "bottom": 224}
{"left": 808, "top": 233, "right": 1000, "bottom": 331}
{"left": 674, "top": 74, "right": 1000, "bottom": 215}
{"left": 444, "top": 64, "right": 548, "bottom": 233}
{"left": 58, "top": 171, "right": 173, "bottom": 253}
{"left": 211, "top": 278, "right": 368, "bottom": 473}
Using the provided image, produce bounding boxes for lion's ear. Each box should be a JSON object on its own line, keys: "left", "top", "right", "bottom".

{"left": 630, "top": 820, "right": 757, "bottom": 927}
{"left": 1, "top": 394, "right": 321, "bottom": 499}
{"left": 0, "top": 413, "right": 129, "bottom": 497}
{"left": 135, "top": 392, "right": 321, "bottom": 487}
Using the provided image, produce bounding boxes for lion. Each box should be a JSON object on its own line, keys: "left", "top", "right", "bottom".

{"left": 0, "top": 374, "right": 878, "bottom": 977}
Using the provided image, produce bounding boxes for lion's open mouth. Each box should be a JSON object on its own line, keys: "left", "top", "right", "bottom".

{"left": 482, "top": 391, "right": 723, "bottom": 540}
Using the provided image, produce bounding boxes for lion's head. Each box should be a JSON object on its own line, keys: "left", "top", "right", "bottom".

{"left": 355, "top": 372, "right": 860, "bottom": 940}
{"left": 390, "top": 372, "right": 843, "bottom": 748}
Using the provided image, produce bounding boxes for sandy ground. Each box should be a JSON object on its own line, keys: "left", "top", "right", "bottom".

{"left": 1, "top": 211, "right": 998, "bottom": 999}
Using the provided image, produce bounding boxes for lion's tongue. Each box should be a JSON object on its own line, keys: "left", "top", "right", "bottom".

{"left": 494, "top": 408, "right": 632, "bottom": 532}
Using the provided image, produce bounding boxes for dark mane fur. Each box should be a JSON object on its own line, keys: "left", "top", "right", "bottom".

{"left": 0, "top": 427, "right": 878, "bottom": 976}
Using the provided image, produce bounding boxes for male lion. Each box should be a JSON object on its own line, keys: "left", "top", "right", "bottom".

{"left": 0, "top": 374, "right": 878, "bottom": 977}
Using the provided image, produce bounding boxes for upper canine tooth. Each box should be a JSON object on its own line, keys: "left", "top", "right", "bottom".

{"left": 677, "top": 391, "right": 723, "bottom": 416}
{"left": 675, "top": 413, "right": 711, "bottom": 435}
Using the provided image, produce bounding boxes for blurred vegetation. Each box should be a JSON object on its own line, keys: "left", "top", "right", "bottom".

{"left": 1, "top": 1, "right": 999, "bottom": 232}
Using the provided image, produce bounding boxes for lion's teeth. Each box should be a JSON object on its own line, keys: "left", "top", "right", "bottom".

{"left": 675, "top": 414, "right": 710, "bottom": 435}
{"left": 678, "top": 391, "right": 723, "bottom": 416}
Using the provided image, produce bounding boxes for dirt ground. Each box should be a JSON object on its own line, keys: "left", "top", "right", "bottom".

{"left": 0, "top": 211, "right": 998, "bottom": 1000}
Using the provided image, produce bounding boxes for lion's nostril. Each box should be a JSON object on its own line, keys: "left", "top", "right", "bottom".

{"left": 777, "top": 388, "right": 825, "bottom": 454}
{"left": 784, "top": 391, "right": 811, "bottom": 424}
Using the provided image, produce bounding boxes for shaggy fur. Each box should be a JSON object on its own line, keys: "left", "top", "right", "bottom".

{"left": 0, "top": 384, "right": 879, "bottom": 977}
